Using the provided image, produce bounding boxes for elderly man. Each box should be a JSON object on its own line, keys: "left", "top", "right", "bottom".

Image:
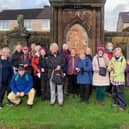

{"left": 48, "top": 43, "right": 65, "bottom": 106}
{"left": 11, "top": 44, "right": 23, "bottom": 74}
{"left": 8, "top": 66, "right": 35, "bottom": 109}
{"left": 20, "top": 46, "right": 32, "bottom": 73}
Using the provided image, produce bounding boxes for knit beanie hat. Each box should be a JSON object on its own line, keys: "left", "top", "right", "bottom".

{"left": 97, "top": 44, "right": 105, "bottom": 52}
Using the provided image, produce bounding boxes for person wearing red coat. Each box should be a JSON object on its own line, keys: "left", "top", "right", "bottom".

{"left": 32, "top": 46, "right": 41, "bottom": 96}
{"left": 105, "top": 42, "right": 113, "bottom": 60}
{"left": 105, "top": 42, "right": 114, "bottom": 95}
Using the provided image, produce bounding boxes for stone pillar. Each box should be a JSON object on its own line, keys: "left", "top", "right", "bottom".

{"left": 58, "top": 7, "right": 63, "bottom": 47}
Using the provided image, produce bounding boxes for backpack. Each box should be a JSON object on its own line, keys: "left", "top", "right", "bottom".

{"left": 14, "top": 73, "right": 29, "bottom": 81}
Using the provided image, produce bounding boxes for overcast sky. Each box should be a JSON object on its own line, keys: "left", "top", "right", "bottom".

{"left": 0, "top": 0, "right": 129, "bottom": 31}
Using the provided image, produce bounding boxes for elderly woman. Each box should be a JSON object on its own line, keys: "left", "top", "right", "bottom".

{"left": 38, "top": 48, "right": 49, "bottom": 100}
{"left": 76, "top": 50, "right": 92, "bottom": 103}
{"left": 108, "top": 48, "right": 126, "bottom": 111}
{"left": 67, "top": 48, "right": 78, "bottom": 97}
{"left": 92, "top": 44, "right": 110, "bottom": 106}
{"left": 48, "top": 43, "right": 64, "bottom": 106}
{"left": 0, "top": 47, "right": 13, "bottom": 109}
{"left": 32, "top": 45, "right": 41, "bottom": 96}
{"left": 105, "top": 42, "right": 114, "bottom": 95}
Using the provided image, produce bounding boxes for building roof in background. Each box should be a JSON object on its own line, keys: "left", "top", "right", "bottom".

{"left": 119, "top": 12, "right": 129, "bottom": 23}
{"left": 0, "top": 6, "right": 50, "bottom": 20}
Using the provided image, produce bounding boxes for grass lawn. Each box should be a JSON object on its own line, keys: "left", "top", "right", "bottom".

{"left": 0, "top": 89, "right": 129, "bottom": 129}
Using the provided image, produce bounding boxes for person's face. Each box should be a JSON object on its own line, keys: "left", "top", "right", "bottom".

{"left": 114, "top": 50, "right": 121, "bottom": 57}
{"left": 98, "top": 50, "right": 104, "bottom": 56}
{"left": 107, "top": 43, "right": 113, "bottom": 51}
{"left": 40, "top": 50, "right": 46, "bottom": 56}
{"left": 80, "top": 53, "right": 85, "bottom": 59}
{"left": 16, "top": 45, "right": 22, "bottom": 53}
{"left": 86, "top": 48, "right": 91, "bottom": 55}
{"left": 63, "top": 44, "right": 69, "bottom": 51}
{"left": 71, "top": 49, "right": 76, "bottom": 56}
{"left": 51, "top": 47, "right": 58, "bottom": 54}
{"left": 23, "top": 48, "right": 28, "bottom": 54}
{"left": 2, "top": 51, "right": 10, "bottom": 58}
{"left": 35, "top": 46, "right": 41, "bottom": 53}
{"left": 18, "top": 70, "right": 25, "bottom": 76}
{"left": 31, "top": 44, "right": 36, "bottom": 50}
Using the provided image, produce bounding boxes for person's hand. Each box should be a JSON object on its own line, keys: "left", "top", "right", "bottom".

{"left": 55, "top": 65, "right": 61, "bottom": 71}
{"left": 16, "top": 92, "right": 20, "bottom": 97}
{"left": 37, "top": 69, "right": 40, "bottom": 73}
{"left": 24, "top": 64, "right": 28, "bottom": 67}
{"left": 95, "top": 70, "right": 99, "bottom": 73}
{"left": 20, "top": 92, "right": 24, "bottom": 97}
{"left": 110, "top": 63, "right": 114, "bottom": 69}
{"left": 76, "top": 68, "right": 80, "bottom": 72}
{"left": 111, "top": 74, "right": 116, "bottom": 78}
{"left": 41, "top": 68, "right": 45, "bottom": 72}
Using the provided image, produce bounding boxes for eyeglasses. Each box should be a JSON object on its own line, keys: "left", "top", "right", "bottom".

{"left": 23, "top": 49, "right": 28, "bottom": 51}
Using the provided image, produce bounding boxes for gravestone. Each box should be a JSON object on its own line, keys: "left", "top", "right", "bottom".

{"left": 50, "top": 0, "right": 106, "bottom": 54}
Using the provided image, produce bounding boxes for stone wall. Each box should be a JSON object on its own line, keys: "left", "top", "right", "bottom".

{"left": 0, "top": 31, "right": 50, "bottom": 50}
{"left": 28, "top": 31, "right": 50, "bottom": 49}
{"left": 0, "top": 30, "right": 129, "bottom": 56}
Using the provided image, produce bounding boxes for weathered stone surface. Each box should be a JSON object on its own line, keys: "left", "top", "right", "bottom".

{"left": 7, "top": 15, "right": 29, "bottom": 46}
{"left": 50, "top": 0, "right": 105, "bottom": 54}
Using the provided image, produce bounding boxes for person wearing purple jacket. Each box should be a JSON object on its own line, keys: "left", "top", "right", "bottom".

{"left": 60, "top": 43, "right": 71, "bottom": 96}
{"left": 67, "top": 48, "right": 78, "bottom": 97}
{"left": 126, "top": 59, "right": 129, "bottom": 86}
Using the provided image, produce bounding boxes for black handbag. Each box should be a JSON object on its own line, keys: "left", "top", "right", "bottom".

{"left": 51, "top": 70, "right": 64, "bottom": 85}
{"left": 97, "top": 57, "right": 107, "bottom": 76}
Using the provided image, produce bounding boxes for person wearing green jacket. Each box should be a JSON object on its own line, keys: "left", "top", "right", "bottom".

{"left": 108, "top": 47, "right": 127, "bottom": 111}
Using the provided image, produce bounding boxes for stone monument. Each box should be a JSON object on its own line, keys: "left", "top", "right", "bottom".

{"left": 50, "top": 0, "right": 106, "bottom": 54}
{"left": 7, "top": 14, "right": 29, "bottom": 48}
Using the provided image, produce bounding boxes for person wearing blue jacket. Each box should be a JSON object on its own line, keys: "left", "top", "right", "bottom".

{"left": 8, "top": 66, "right": 35, "bottom": 109}
{"left": 76, "top": 51, "right": 92, "bottom": 103}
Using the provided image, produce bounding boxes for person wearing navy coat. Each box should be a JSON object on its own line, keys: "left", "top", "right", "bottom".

{"left": 76, "top": 51, "right": 92, "bottom": 103}
{"left": 0, "top": 47, "right": 13, "bottom": 109}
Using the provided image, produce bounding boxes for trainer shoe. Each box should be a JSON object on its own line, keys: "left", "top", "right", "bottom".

{"left": 27, "top": 105, "right": 32, "bottom": 109}
{"left": 119, "top": 107, "right": 125, "bottom": 112}
{"left": 112, "top": 104, "right": 118, "bottom": 108}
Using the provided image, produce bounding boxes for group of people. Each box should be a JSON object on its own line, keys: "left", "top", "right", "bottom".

{"left": 0, "top": 42, "right": 128, "bottom": 111}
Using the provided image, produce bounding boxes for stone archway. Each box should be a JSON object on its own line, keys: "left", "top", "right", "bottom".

{"left": 66, "top": 24, "right": 88, "bottom": 54}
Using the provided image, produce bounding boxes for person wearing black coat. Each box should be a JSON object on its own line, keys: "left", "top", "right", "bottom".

{"left": 0, "top": 48, "right": 13, "bottom": 109}
{"left": 19, "top": 46, "right": 32, "bottom": 74}
{"left": 38, "top": 48, "right": 49, "bottom": 100}
{"left": 11, "top": 44, "right": 23, "bottom": 74}
{"left": 48, "top": 43, "right": 65, "bottom": 106}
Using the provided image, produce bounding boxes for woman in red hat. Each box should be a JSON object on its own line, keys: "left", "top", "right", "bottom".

{"left": 92, "top": 44, "right": 110, "bottom": 106}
